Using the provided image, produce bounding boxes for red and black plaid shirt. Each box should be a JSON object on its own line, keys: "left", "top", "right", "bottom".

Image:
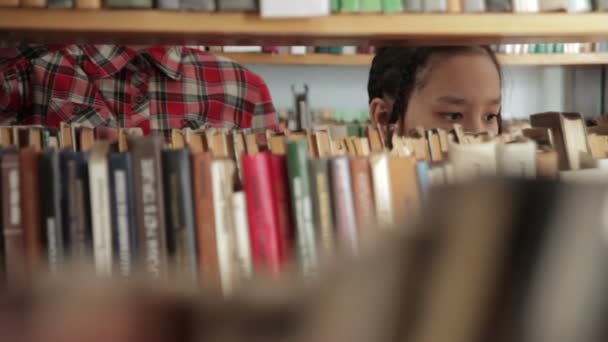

{"left": 0, "top": 45, "right": 277, "bottom": 137}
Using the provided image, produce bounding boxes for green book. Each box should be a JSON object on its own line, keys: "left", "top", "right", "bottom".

{"left": 105, "top": 0, "right": 152, "bottom": 7}
{"left": 316, "top": 47, "right": 331, "bottom": 54}
{"left": 555, "top": 43, "right": 564, "bottom": 53}
{"left": 331, "top": 0, "right": 341, "bottom": 12}
{"left": 328, "top": 46, "right": 343, "bottom": 54}
{"left": 360, "top": 0, "right": 381, "bottom": 12}
{"left": 537, "top": 44, "right": 547, "bottom": 54}
{"left": 340, "top": 0, "right": 360, "bottom": 12}
{"left": 347, "top": 124, "right": 363, "bottom": 137}
{"left": 382, "top": 0, "right": 403, "bottom": 12}
{"left": 286, "top": 139, "right": 318, "bottom": 278}
{"left": 547, "top": 43, "right": 555, "bottom": 53}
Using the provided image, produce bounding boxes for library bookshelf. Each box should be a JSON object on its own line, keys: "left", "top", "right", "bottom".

{"left": 2, "top": 9, "right": 608, "bottom": 45}
{"left": 220, "top": 52, "right": 608, "bottom": 66}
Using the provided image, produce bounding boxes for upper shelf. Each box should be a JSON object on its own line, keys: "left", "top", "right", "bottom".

{"left": 3, "top": 9, "right": 608, "bottom": 45}
{"left": 220, "top": 52, "right": 608, "bottom": 66}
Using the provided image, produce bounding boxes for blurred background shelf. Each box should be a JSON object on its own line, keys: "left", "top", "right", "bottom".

{"left": 3, "top": 9, "right": 608, "bottom": 44}
{"left": 221, "top": 52, "right": 608, "bottom": 66}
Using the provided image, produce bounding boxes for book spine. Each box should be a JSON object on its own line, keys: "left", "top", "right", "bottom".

{"left": 360, "top": 0, "right": 382, "bottom": 12}
{"left": 39, "top": 151, "right": 64, "bottom": 275}
{"left": 130, "top": 137, "right": 168, "bottom": 279}
{"left": 350, "top": 157, "right": 375, "bottom": 242}
{"left": 308, "top": 158, "right": 335, "bottom": 258}
{"left": 340, "top": 0, "right": 360, "bottom": 11}
{"left": 109, "top": 153, "right": 137, "bottom": 277}
{"left": 75, "top": 0, "right": 101, "bottom": 8}
{"left": 217, "top": 0, "right": 258, "bottom": 10}
{"left": 0, "top": 0, "right": 19, "bottom": 6}
{"left": 157, "top": 0, "right": 179, "bottom": 9}
{"left": 2, "top": 152, "right": 25, "bottom": 283}
{"left": 242, "top": 153, "right": 283, "bottom": 277}
{"left": 104, "top": 0, "right": 152, "bottom": 7}
{"left": 405, "top": 0, "right": 423, "bottom": 11}
{"left": 485, "top": 0, "right": 511, "bottom": 11}
{"left": 20, "top": 148, "right": 43, "bottom": 274}
{"left": 268, "top": 154, "right": 294, "bottom": 265}
{"left": 424, "top": 0, "right": 448, "bottom": 11}
{"left": 89, "top": 144, "right": 113, "bottom": 276}
{"left": 20, "top": 0, "right": 46, "bottom": 6}
{"left": 330, "top": 157, "right": 359, "bottom": 254}
{"left": 447, "top": 0, "right": 463, "bottom": 12}
{"left": 463, "top": 0, "right": 485, "bottom": 11}
{"left": 286, "top": 140, "right": 318, "bottom": 277}
{"left": 232, "top": 191, "right": 253, "bottom": 280}
{"left": 48, "top": 0, "right": 73, "bottom": 7}
{"left": 331, "top": 0, "right": 340, "bottom": 11}
{"left": 369, "top": 153, "right": 393, "bottom": 229}
{"left": 211, "top": 159, "right": 237, "bottom": 295}
{"left": 192, "top": 152, "right": 221, "bottom": 289}
{"left": 382, "top": 0, "right": 403, "bottom": 12}
{"left": 180, "top": 0, "right": 216, "bottom": 10}
{"left": 162, "top": 150, "right": 199, "bottom": 283}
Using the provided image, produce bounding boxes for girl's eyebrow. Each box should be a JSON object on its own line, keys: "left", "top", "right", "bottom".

{"left": 436, "top": 96, "right": 466, "bottom": 105}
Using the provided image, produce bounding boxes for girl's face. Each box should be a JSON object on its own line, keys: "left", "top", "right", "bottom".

{"left": 400, "top": 53, "right": 501, "bottom": 136}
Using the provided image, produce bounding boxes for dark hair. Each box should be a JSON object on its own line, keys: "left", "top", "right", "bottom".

{"left": 367, "top": 46, "right": 502, "bottom": 129}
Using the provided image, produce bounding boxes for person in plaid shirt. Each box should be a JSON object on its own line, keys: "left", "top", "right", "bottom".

{"left": 0, "top": 45, "right": 277, "bottom": 137}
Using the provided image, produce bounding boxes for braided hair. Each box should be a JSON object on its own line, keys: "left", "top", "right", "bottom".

{"left": 368, "top": 46, "right": 502, "bottom": 132}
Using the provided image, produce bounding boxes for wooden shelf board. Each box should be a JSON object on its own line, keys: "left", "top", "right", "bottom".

{"left": 3, "top": 10, "right": 608, "bottom": 44}
{"left": 220, "top": 52, "right": 608, "bottom": 66}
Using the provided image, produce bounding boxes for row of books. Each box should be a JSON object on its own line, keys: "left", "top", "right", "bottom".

{"left": 4, "top": 0, "right": 608, "bottom": 13}
{"left": 495, "top": 42, "right": 608, "bottom": 54}
{"left": 3, "top": 112, "right": 608, "bottom": 293}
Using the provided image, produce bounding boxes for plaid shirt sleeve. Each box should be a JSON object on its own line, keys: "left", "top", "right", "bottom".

{"left": 0, "top": 59, "right": 31, "bottom": 125}
{"left": 247, "top": 70, "right": 278, "bottom": 133}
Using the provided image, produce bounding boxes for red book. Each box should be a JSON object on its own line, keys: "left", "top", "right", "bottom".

{"left": 268, "top": 154, "right": 294, "bottom": 262}
{"left": 242, "top": 152, "right": 291, "bottom": 277}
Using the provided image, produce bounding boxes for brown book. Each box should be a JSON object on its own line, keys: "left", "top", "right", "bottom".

{"left": 427, "top": 130, "right": 443, "bottom": 162}
{"left": 21, "top": 0, "right": 46, "bottom": 7}
{"left": 60, "top": 122, "right": 75, "bottom": 151}
{"left": 366, "top": 127, "right": 384, "bottom": 152}
{"left": 191, "top": 152, "right": 221, "bottom": 291}
{"left": 268, "top": 135, "right": 286, "bottom": 155}
{"left": 75, "top": 0, "right": 100, "bottom": 8}
{"left": 78, "top": 127, "right": 95, "bottom": 152}
{"left": 171, "top": 129, "right": 186, "bottom": 149}
{"left": 523, "top": 127, "right": 555, "bottom": 147}
{"left": 231, "top": 131, "right": 246, "bottom": 182}
{"left": 350, "top": 157, "right": 375, "bottom": 242}
{"left": 448, "top": 0, "right": 463, "bottom": 12}
{"left": 206, "top": 130, "right": 230, "bottom": 158}
{"left": 244, "top": 133, "right": 259, "bottom": 155}
{"left": 118, "top": 128, "right": 144, "bottom": 152}
{"left": 536, "top": 148, "right": 559, "bottom": 179}
{"left": 129, "top": 137, "right": 168, "bottom": 278}
{"left": 531, "top": 112, "right": 590, "bottom": 170}
{"left": 188, "top": 131, "right": 207, "bottom": 154}
{"left": 315, "top": 130, "right": 332, "bottom": 157}
{"left": 28, "top": 128, "right": 43, "bottom": 152}
{"left": 388, "top": 155, "right": 420, "bottom": 226}
{"left": 587, "top": 133, "right": 608, "bottom": 159}
{"left": 2, "top": 151, "right": 25, "bottom": 283}
{"left": 0, "top": 0, "right": 18, "bottom": 7}
{"left": 0, "top": 126, "right": 12, "bottom": 148}
{"left": 19, "top": 148, "right": 43, "bottom": 274}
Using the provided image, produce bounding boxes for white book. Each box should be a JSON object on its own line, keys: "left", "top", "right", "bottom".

{"left": 497, "top": 140, "right": 537, "bottom": 179}
{"left": 211, "top": 159, "right": 237, "bottom": 296}
{"left": 342, "top": 46, "right": 357, "bottom": 55}
{"left": 429, "top": 164, "right": 446, "bottom": 187}
{"left": 231, "top": 192, "right": 252, "bottom": 280}
{"left": 448, "top": 140, "right": 498, "bottom": 183}
{"left": 424, "top": 0, "right": 447, "bottom": 12}
{"left": 369, "top": 153, "right": 393, "bottom": 229}
{"left": 261, "top": 0, "right": 330, "bottom": 17}
{"left": 463, "top": 0, "right": 486, "bottom": 12}
{"left": 568, "top": 0, "right": 591, "bottom": 12}
{"left": 222, "top": 46, "right": 263, "bottom": 53}
{"left": 559, "top": 168, "right": 608, "bottom": 184}
{"left": 88, "top": 142, "right": 113, "bottom": 276}
{"left": 598, "top": 0, "right": 608, "bottom": 10}
{"left": 405, "top": 0, "right": 423, "bottom": 11}
{"left": 539, "top": 0, "right": 566, "bottom": 11}
{"left": 290, "top": 46, "right": 307, "bottom": 55}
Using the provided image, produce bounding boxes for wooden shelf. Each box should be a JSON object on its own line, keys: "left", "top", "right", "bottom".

{"left": 220, "top": 52, "right": 608, "bottom": 66}
{"left": 3, "top": 9, "right": 608, "bottom": 45}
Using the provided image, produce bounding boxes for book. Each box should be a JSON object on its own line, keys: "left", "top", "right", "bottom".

{"left": 0, "top": 0, "right": 19, "bottom": 6}
{"left": 598, "top": 0, "right": 608, "bottom": 10}
{"left": 104, "top": 0, "right": 151, "bottom": 8}
{"left": 447, "top": 0, "right": 462, "bottom": 12}
{"left": 463, "top": 0, "right": 485, "bottom": 11}
{"left": 130, "top": 137, "right": 168, "bottom": 279}
{"left": 405, "top": 0, "right": 423, "bottom": 10}
{"left": 242, "top": 153, "right": 287, "bottom": 277}
{"left": 286, "top": 139, "right": 318, "bottom": 277}
{"left": 567, "top": 0, "right": 591, "bottom": 12}
{"left": 231, "top": 191, "right": 253, "bottom": 280}
{"left": 61, "top": 151, "right": 92, "bottom": 267}
{"left": 388, "top": 155, "right": 420, "bottom": 226}
{"left": 485, "top": 0, "right": 511, "bottom": 11}
{"left": 157, "top": 0, "right": 178, "bottom": 9}
{"left": 217, "top": 0, "right": 258, "bottom": 10}
{"left": 331, "top": 156, "right": 359, "bottom": 254}
{"left": 382, "top": 0, "right": 403, "bottom": 12}
{"left": 424, "top": 0, "right": 448, "bottom": 11}
{"left": 210, "top": 159, "right": 238, "bottom": 295}
{"left": 340, "top": 0, "right": 360, "bottom": 11}
{"left": 108, "top": 153, "right": 137, "bottom": 278}
{"left": 20, "top": 0, "right": 46, "bottom": 6}
{"left": 48, "top": 0, "right": 73, "bottom": 7}
{"left": 260, "top": 0, "right": 330, "bottom": 17}
{"left": 162, "top": 149, "right": 198, "bottom": 283}
{"left": 523, "top": 127, "right": 554, "bottom": 147}
{"left": 39, "top": 150, "right": 65, "bottom": 275}
{"left": 536, "top": 148, "right": 559, "bottom": 179}
{"left": 530, "top": 112, "right": 590, "bottom": 170}
{"left": 496, "top": 139, "right": 537, "bottom": 179}
{"left": 369, "top": 153, "right": 393, "bottom": 229}
{"left": 19, "top": 148, "right": 43, "bottom": 274}
{"left": 448, "top": 140, "right": 498, "bottom": 183}
{"left": 268, "top": 154, "right": 294, "bottom": 267}
{"left": 331, "top": 0, "right": 340, "bottom": 11}
{"left": 539, "top": 0, "right": 566, "bottom": 11}
{"left": 1, "top": 150, "right": 25, "bottom": 283}
{"left": 309, "top": 158, "right": 335, "bottom": 258}
{"left": 360, "top": 0, "right": 382, "bottom": 11}
{"left": 191, "top": 152, "right": 221, "bottom": 289}
{"left": 88, "top": 142, "right": 113, "bottom": 276}
{"left": 350, "top": 156, "right": 375, "bottom": 244}
{"left": 75, "top": 0, "right": 100, "bottom": 8}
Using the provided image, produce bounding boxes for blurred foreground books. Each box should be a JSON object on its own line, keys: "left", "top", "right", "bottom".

{"left": 1, "top": 180, "right": 608, "bottom": 342}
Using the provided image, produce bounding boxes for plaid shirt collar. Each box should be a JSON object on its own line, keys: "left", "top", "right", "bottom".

{"left": 82, "top": 45, "right": 184, "bottom": 81}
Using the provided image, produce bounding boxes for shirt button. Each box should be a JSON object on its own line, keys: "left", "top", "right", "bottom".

{"left": 134, "top": 94, "right": 147, "bottom": 105}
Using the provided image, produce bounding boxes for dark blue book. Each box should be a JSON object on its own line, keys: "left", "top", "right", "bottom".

{"left": 161, "top": 149, "right": 198, "bottom": 283}
{"left": 60, "top": 151, "right": 93, "bottom": 264}
{"left": 39, "top": 150, "right": 65, "bottom": 274}
{"left": 108, "top": 152, "right": 137, "bottom": 277}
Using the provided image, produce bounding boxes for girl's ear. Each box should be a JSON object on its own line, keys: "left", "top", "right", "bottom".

{"left": 369, "top": 98, "right": 392, "bottom": 126}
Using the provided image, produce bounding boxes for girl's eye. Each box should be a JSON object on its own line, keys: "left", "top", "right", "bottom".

{"left": 440, "top": 113, "right": 464, "bottom": 122}
{"left": 484, "top": 113, "right": 499, "bottom": 122}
